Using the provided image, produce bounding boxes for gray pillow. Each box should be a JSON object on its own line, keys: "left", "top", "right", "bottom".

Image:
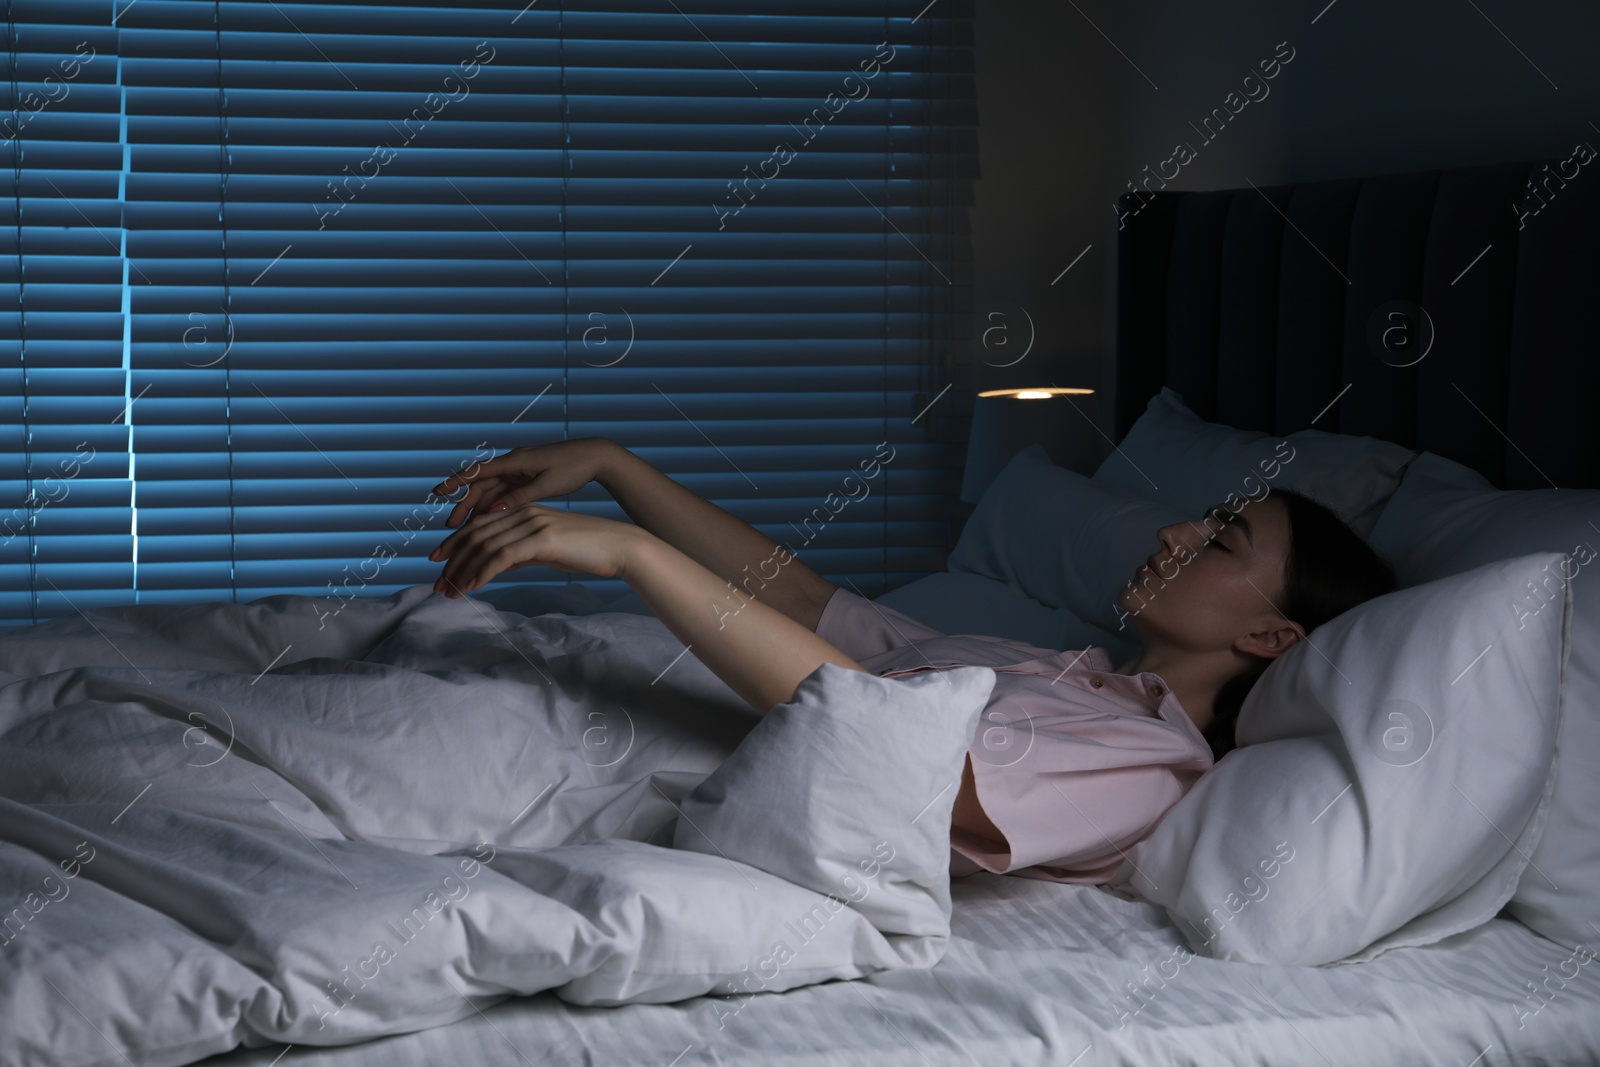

{"left": 1093, "top": 386, "right": 1416, "bottom": 538}
{"left": 948, "top": 444, "right": 1190, "bottom": 635}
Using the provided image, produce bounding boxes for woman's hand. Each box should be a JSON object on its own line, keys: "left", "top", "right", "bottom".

{"left": 430, "top": 438, "right": 622, "bottom": 531}
{"left": 427, "top": 495, "right": 869, "bottom": 714}
{"left": 430, "top": 503, "right": 646, "bottom": 597}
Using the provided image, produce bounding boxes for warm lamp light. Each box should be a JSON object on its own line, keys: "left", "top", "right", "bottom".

{"left": 959, "top": 387, "right": 1102, "bottom": 504}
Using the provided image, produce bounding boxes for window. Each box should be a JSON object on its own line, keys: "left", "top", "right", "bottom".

{"left": 1, "top": 0, "right": 975, "bottom": 629}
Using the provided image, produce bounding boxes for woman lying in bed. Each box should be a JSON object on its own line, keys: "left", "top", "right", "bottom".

{"left": 425, "top": 438, "right": 1395, "bottom": 886}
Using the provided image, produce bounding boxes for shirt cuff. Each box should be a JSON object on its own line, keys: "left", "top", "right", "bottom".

{"left": 950, "top": 757, "right": 1015, "bottom": 875}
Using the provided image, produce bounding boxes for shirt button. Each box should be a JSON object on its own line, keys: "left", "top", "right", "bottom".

{"left": 1151, "top": 682, "right": 1165, "bottom": 696}
{"left": 1090, "top": 676, "right": 1104, "bottom": 688}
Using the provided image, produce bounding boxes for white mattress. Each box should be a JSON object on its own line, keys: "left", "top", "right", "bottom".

{"left": 190, "top": 871, "right": 1600, "bottom": 1065}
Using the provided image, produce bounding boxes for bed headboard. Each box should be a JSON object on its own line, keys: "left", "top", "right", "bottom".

{"left": 1114, "top": 156, "right": 1600, "bottom": 491}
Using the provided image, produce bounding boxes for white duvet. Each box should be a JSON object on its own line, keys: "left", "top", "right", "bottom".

{"left": 0, "top": 585, "right": 983, "bottom": 1067}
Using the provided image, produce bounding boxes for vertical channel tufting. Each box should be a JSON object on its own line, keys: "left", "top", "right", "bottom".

{"left": 1115, "top": 158, "right": 1600, "bottom": 493}
{"left": 1270, "top": 178, "right": 1361, "bottom": 435}
{"left": 1504, "top": 157, "right": 1600, "bottom": 490}
{"left": 1414, "top": 163, "right": 1530, "bottom": 488}
{"left": 1215, "top": 185, "right": 1290, "bottom": 435}
{"left": 1114, "top": 191, "right": 1182, "bottom": 441}
{"left": 1338, "top": 170, "right": 1440, "bottom": 451}
{"left": 1161, "top": 190, "right": 1235, "bottom": 423}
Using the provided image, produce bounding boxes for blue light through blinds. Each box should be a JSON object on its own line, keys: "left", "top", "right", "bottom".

{"left": 1, "top": 0, "right": 976, "bottom": 629}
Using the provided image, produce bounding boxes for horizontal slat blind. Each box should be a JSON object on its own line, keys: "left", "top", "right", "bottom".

{"left": 1, "top": 1, "right": 125, "bottom": 624}
{"left": 3, "top": 0, "right": 976, "bottom": 628}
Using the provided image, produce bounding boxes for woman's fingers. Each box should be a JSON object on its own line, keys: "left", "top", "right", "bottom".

{"left": 431, "top": 444, "right": 606, "bottom": 559}
{"left": 455, "top": 518, "right": 539, "bottom": 592}
{"left": 433, "top": 450, "right": 516, "bottom": 496}
{"left": 432, "top": 506, "right": 521, "bottom": 594}
{"left": 441, "top": 475, "right": 509, "bottom": 529}
{"left": 459, "top": 479, "right": 545, "bottom": 527}
{"left": 431, "top": 497, "right": 504, "bottom": 563}
{"left": 441, "top": 472, "right": 557, "bottom": 531}
{"left": 457, "top": 523, "right": 547, "bottom": 591}
{"left": 445, "top": 487, "right": 489, "bottom": 529}
{"left": 435, "top": 481, "right": 526, "bottom": 566}
{"left": 431, "top": 504, "right": 634, "bottom": 596}
{"left": 433, "top": 503, "right": 563, "bottom": 596}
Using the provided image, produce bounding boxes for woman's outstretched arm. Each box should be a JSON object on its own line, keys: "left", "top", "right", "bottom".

{"left": 429, "top": 503, "right": 866, "bottom": 715}
{"left": 596, "top": 443, "right": 839, "bottom": 631}
{"left": 618, "top": 529, "right": 867, "bottom": 714}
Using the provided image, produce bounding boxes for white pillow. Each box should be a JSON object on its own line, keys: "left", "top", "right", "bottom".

{"left": 1093, "top": 386, "right": 1417, "bottom": 538}
{"left": 1109, "top": 552, "right": 1570, "bottom": 966}
{"left": 948, "top": 444, "right": 1191, "bottom": 636}
{"left": 1369, "top": 451, "right": 1600, "bottom": 951}
{"left": 673, "top": 661, "right": 997, "bottom": 959}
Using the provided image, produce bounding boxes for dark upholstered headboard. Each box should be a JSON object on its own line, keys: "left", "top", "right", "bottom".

{"left": 1114, "top": 157, "right": 1600, "bottom": 491}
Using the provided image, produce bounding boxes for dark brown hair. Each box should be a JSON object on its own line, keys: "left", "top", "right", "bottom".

{"left": 1202, "top": 487, "right": 1398, "bottom": 762}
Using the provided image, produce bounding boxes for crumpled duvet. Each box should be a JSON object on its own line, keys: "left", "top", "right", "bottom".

{"left": 0, "top": 585, "right": 962, "bottom": 1067}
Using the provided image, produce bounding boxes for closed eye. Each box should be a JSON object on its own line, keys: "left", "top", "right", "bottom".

{"left": 1205, "top": 505, "right": 1236, "bottom": 552}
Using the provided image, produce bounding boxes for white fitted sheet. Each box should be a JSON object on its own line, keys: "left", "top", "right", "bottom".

{"left": 189, "top": 870, "right": 1600, "bottom": 1066}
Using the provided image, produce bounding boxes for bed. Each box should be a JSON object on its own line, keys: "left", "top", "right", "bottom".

{"left": 6, "top": 156, "right": 1599, "bottom": 1066}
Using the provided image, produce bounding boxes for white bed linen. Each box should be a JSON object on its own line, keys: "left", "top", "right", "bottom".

{"left": 186, "top": 872, "right": 1600, "bottom": 1066}
{"left": 187, "top": 583, "right": 1599, "bottom": 1067}
{"left": 11, "top": 582, "right": 1597, "bottom": 1067}
{"left": 0, "top": 585, "right": 989, "bottom": 1065}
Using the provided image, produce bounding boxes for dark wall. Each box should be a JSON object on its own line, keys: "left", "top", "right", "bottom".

{"left": 955, "top": 0, "right": 1133, "bottom": 454}
{"left": 963, "top": 0, "right": 1600, "bottom": 449}
{"left": 1279, "top": 0, "right": 1597, "bottom": 182}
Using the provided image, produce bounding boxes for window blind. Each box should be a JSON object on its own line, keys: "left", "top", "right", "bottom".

{"left": 2, "top": 0, "right": 976, "bottom": 630}
{"left": 1, "top": 1, "right": 124, "bottom": 627}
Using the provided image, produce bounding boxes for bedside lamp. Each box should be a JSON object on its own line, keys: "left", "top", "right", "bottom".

{"left": 959, "top": 387, "right": 1102, "bottom": 504}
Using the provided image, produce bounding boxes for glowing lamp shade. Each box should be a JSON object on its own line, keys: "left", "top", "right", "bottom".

{"left": 959, "top": 387, "right": 1100, "bottom": 505}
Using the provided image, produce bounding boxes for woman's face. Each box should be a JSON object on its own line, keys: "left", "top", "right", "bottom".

{"left": 1117, "top": 496, "right": 1295, "bottom": 655}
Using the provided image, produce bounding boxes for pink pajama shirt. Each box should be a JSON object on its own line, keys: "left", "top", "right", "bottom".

{"left": 813, "top": 587, "right": 1214, "bottom": 885}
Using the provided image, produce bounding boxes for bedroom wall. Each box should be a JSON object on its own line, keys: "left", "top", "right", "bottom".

{"left": 952, "top": 0, "right": 1133, "bottom": 471}
{"left": 962, "top": 0, "right": 1600, "bottom": 465}
{"left": 959, "top": 0, "right": 1307, "bottom": 474}
{"left": 1274, "top": 0, "right": 1599, "bottom": 183}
